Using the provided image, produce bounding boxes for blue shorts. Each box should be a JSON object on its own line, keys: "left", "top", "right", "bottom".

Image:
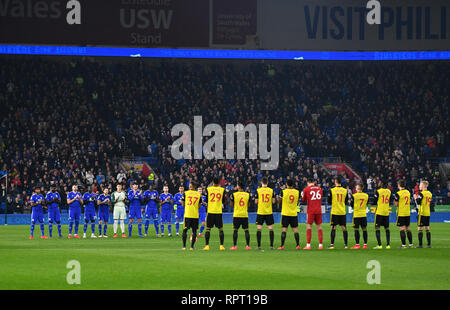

{"left": 98, "top": 209, "right": 109, "bottom": 223}
{"left": 175, "top": 207, "right": 185, "bottom": 221}
{"left": 160, "top": 208, "right": 172, "bottom": 223}
{"left": 31, "top": 208, "right": 44, "bottom": 224}
{"left": 199, "top": 211, "right": 206, "bottom": 223}
{"left": 129, "top": 206, "right": 142, "bottom": 220}
{"left": 48, "top": 207, "right": 61, "bottom": 223}
{"left": 68, "top": 207, "right": 81, "bottom": 222}
{"left": 84, "top": 208, "right": 96, "bottom": 222}
{"left": 144, "top": 207, "right": 158, "bottom": 220}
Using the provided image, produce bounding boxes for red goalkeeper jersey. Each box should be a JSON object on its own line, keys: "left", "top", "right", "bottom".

{"left": 302, "top": 185, "right": 323, "bottom": 214}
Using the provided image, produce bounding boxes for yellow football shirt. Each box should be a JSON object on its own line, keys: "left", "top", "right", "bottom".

{"left": 418, "top": 190, "right": 432, "bottom": 216}
{"left": 281, "top": 188, "right": 299, "bottom": 216}
{"left": 257, "top": 187, "right": 273, "bottom": 215}
{"left": 375, "top": 188, "right": 391, "bottom": 216}
{"left": 232, "top": 191, "right": 250, "bottom": 218}
{"left": 206, "top": 186, "right": 225, "bottom": 214}
{"left": 352, "top": 192, "right": 368, "bottom": 218}
{"left": 330, "top": 186, "right": 347, "bottom": 215}
{"left": 183, "top": 190, "right": 201, "bottom": 219}
{"left": 396, "top": 189, "right": 411, "bottom": 217}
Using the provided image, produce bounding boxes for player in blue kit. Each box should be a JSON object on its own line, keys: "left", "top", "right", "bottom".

{"left": 174, "top": 185, "right": 185, "bottom": 237}
{"left": 29, "top": 187, "right": 48, "bottom": 239}
{"left": 45, "top": 185, "right": 62, "bottom": 238}
{"left": 82, "top": 185, "right": 98, "bottom": 238}
{"left": 67, "top": 185, "right": 83, "bottom": 239}
{"left": 198, "top": 187, "right": 207, "bottom": 237}
{"left": 97, "top": 188, "right": 111, "bottom": 238}
{"left": 159, "top": 185, "right": 173, "bottom": 237}
{"left": 143, "top": 184, "right": 160, "bottom": 237}
{"left": 128, "top": 182, "right": 144, "bottom": 237}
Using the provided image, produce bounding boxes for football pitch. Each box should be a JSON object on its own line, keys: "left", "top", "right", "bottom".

{"left": 0, "top": 224, "right": 449, "bottom": 290}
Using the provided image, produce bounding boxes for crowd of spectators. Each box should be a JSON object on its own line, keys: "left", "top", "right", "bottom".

{"left": 1, "top": 56, "right": 448, "bottom": 214}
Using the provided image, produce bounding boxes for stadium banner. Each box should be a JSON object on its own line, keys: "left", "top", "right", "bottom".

{"left": 121, "top": 161, "right": 151, "bottom": 178}
{"left": 0, "top": 0, "right": 210, "bottom": 47}
{"left": 257, "top": 0, "right": 450, "bottom": 50}
{"left": 212, "top": 0, "right": 257, "bottom": 45}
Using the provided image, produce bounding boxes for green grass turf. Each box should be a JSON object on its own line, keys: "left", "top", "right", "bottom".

{"left": 0, "top": 223, "right": 449, "bottom": 290}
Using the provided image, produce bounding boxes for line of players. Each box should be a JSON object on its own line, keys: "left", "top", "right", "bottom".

{"left": 28, "top": 176, "right": 434, "bottom": 250}
{"left": 180, "top": 177, "right": 433, "bottom": 250}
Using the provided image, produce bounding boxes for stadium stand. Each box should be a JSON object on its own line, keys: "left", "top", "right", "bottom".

{"left": 0, "top": 56, "right": 448, "bottom": 214}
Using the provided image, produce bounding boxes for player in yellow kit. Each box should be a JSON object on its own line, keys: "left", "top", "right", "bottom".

{"left": 414, "top": 180, "right": 433, "bottom": 248}
{"left": 254, "top": 177, "right": 276, "bottom": 250}
{"left": 394, "top": 180, "right": 413, "bottom": 248}
{"left": 373, "top": 180, "right": 392, "bottom": 249}
{"left": 350, "top": 184, "right": 369, "bottom": 249}
{"left": 277, "top": 179, "right": 300, "bottom": 250}
{"left": 327, "top": 178, "right": 349, "bottom": 249}
{"left": 203, "top": 177, "right": 226, "bottom": 251}
{"left": 229, "top": 181, "right": 251, "bottom": 251}
{"left": 181, "top": 182, "right": 202, "bottom": 251}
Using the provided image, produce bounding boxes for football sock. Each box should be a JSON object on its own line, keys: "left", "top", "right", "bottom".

{"left": 269, "top": 229, "right": 274, "bottom": 247}
{"left": 233, "top": 229, "right": 238, "bottom": 246}
{"left": 355, "top": 230, "right": 360, "bottom": 244}
{"left": 385, "top": 229, "right": 390, "bottom": 245}
{"left": 191, "top": 228, "right": 198, "bottom": 248}
{"left": 281, "top": 231, "right": 286, "bottom": 246}
{"left": 49, "top": 222, "right": 53, "bottom": 237}
{"left": 57, "top": 223, "right": 62, "bottom": 237}
{"left": 182, "top": 228, "right": 188, "bottom": 248}
{"left": 74, "top": 220, "right": 79, "bottom": 234}
{"left": 407, "top": 230, "right": 413, "bottom": 244}
{"left": 400, "top": 230, "right": 406, "bottom": 245}
{"left": 98, "top": 224, "right": 102, "bottom": 235}
{"left": 418, "top": 231, "right": 423, "bottom": 246}
{"left": 244, "top": 229, "right": 250, "bottom": 246}
{"left": 318, "top": 229, "right": 323, "bottom": 244}
{"left": 306, "top": 229, "right": 312, "bottom": 244}
{"left": 128, "top": 223, "right": 133, "bottom": 236}
{"left": 426, "top": 231, "right": 431, "bottom": 246}
{"left": 161, "top": 224, "right": 164, "bottom": 235}
{"left": 294, "top": 232, "right": 300, "bottom": 246}
{"left": 154, "top": 219, "right": 159, "bottom": 235}
{"left": 168, "top": 224, "right": 172, "bottom": 235}
{"left": 205, "top": 229, "right": 211, "bottom": 245}
{"left": 375, "top": 229, "right": 381, "bottom": 246}
{"left": 113, "top": 220, "right": 118, "bottom": 233}
{"left": 362, "top": 229, "right": 368, "bottom": 244}
{"left": 31, "top": 223, "right": 35, "bottom": 236}
{"left": 219, "top": 229, "right": 224, "bottom": 245}
{"left": 83, "top": 222, "right": 88, "bottom": 234}
{"left": 91, "top": 223, "right": 95, "bottom": 234}
{"left": 257, "top": 230, "right": 262, "bottom": 247}
{"left": 330, "top": 229, "right": 336, "bottom": 245}
{"left": 40, "top": 223, "right": 45, "bottom": 236}
{"left": 138, "top": 223, "right": 142, "bottom": 235}
{"left": 176, "top": 222, "right": 180, "bottom": 234}
{"left": 69, "top": 221, "right": 73, "bottom": 235}
{"left": 144, "top": 220, "right": 150, "bottom": 234}
{"left": 343, "top": 230, "right": 348, "bottom": 246}
{"left": 199, "top": 225, "right": 205, "bottom": 235}
{"left": 120, "top": 220, "right": 125, "bottom": 233}
{"left": 103, "top": 224, "right": 107, "bottom": 235}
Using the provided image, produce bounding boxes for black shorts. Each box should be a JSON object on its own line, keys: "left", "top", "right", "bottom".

{"left": 396, "top": 216, "right": 410, "bottom": 227}
{"left": 256, "top": 214, "right": 274, "bottom": 226}
{"left": 375, "top": 214, "right": 389, "bottom": 228}
{"left": 206, "top": 213, "right": 223, "bottom": 229}
{"left": 184, "top": 217, "right": 199, "bottom": 230}
{"left": 352, "top": 217, "right": 367, "bottom": 229}
{"left": 281, "top": 215, "right": 298, "bottom": 228}
{"left": 330, "top": 214, "right": 346, "bottom": 226}
{"left": 418, "top": 215, "right": 430, "bottom": 227}
{"left": 233, "top": 217, "right": 249, "bottom": 230}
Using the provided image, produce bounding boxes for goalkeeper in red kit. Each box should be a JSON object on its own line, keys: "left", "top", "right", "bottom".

{"left": 301, "top": 178, "right": 324, "bottom": 250}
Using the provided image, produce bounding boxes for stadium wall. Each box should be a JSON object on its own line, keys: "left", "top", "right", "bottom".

{"left": 2, "top": 212, "right": 450, "bottom": 225}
